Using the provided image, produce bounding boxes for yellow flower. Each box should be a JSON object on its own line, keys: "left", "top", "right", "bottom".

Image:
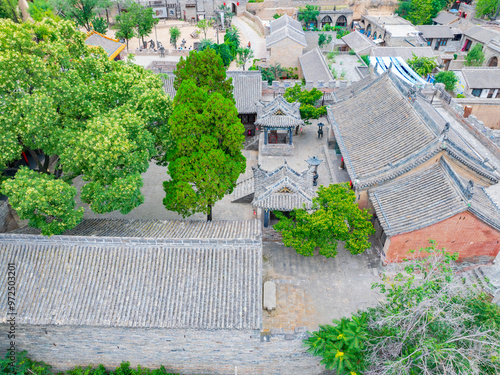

{"left": 351, "top": 372, "right": 357, "bottom": 375}
{"left": 335, "top": 351, "right": 344, "bottom": 358}
{"left": 337, "top": 334, "right": 345, "bottom": 340}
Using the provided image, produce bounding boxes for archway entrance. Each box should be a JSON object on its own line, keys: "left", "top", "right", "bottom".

{"left": 231, "top": 2, "right": 237, "bottom": 16}
{"left": 373, "top": 32, "right": 377, "bottom": 39}
{"left": 321, "top": 15, "right": 332, "bottom": 28}
{"left": 488, "top": 56, "right": 498, "bottom": 67}
{"left": 336, "top": 15, "right": 347, "bottom": 27}
{"left": 366, "top": 24, "right": 372, "bottom": 37}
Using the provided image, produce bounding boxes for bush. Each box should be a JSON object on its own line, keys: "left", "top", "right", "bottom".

{"left": 465, "top": 44, "right": 485, "bottom": 66}
{"left": 360, "top": 55, "right": 370, "bottom": 66}
{"left": 406, "top": 53, "right": 437, "bottom": 77}
{"left": 348, "top": 49, "right": 356, "bottom": 55}
{"left": 435, "top": 71, "right": 458, "bottom": 91}
{"left": 456, "top": 93, "right": 466, "bottom": 98}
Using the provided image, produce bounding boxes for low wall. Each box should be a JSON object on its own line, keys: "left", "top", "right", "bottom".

{"left": 241, "top": 10, "right": 267, "bottom": 36}
{"left": 1, "top": 326, "right": 324, "bottom": 375}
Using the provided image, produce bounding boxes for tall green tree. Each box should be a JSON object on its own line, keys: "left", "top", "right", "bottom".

{"left": 169, "top": 25, "right": 180, "bottom": 49}
{"left": 0, "top": 19, "right": 172, "bottom": 235}
{"left": 50, "top": 0, "right": 111, "bottom": 31}
{"left": 163, "top": 79, "right": 245, "bottom": 221}
{"left": 274, "top": 183, "right": 374, "bottom": 258}
{"left": 196, "top": 18, "right": 213, "bottom": 39}
{"left": 284, "top": 83, "right": 327, "bottom": 125}
{"left": 318, "top": 33, "right": 332, "bottom": 48}
{"left": 435, "top": 70, "right": 458, "bottom": 90}
{"left": 224, "top": 25, "right": 240, "bottom": 57}
{"left": 28, "top": 0, "right": 60, "bottom": 21}
{"left": 476, "top": 0, "right": 500, "bottom": 20}
{"left": 236, "top": 47, "right": 254, "bottom": 70}
{"left": 114, "top": 9, "right": 135, "bottom": 51}
{"left": 406, "top": 53, "right": 437, "bottom": 76}
{"left": 0, "top": 0, "right": 20, "bottom": 22}
{"left": 132, "top": 3, "right": 158, "bottom": 45}
{"left": 306, "top": 244, "right": 500, "bottom": 374}
{"left": 174, "top": 48, "right": 234, "bottom": 99}
{"left": 298, "top": 5, "right": 319, "bottom": 27}
{"left": 465, "top": 43, "right": 485, "bottom": 66}
{"left": 397, "top": 0, "right": 449, "bottom": 25}
{"left": 92, "top": 16, "right": 108, "bottom": 33}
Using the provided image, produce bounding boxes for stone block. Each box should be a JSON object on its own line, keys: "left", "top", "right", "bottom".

{"left": 263, "top": 281, "right": 276, "bottom": 311}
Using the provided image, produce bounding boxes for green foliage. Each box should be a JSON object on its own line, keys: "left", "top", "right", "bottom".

{"left": 335, "top": 27, "right": 349, "bottom": 39}
{"left": 274, "top": 183, "right": 374, "bottom": 258}
{"left": 134, "top": 4, "right": 158, "bottom": 44}
{"left": 224, "top": 25, "right": 240, "bottom": 57}
{"left": 406, "top": 53, "right": 437, "bottom": 77}
{"left": 0, "top": 0, "right": 20, "bottom": 22}
{"left": 323, "top": 23, "right": 333, "bottom": 31}
{"left": 236, "top": 47, "right": 254, "bottom": 70}
{"left": 360, "top": 54, "right": 370, "bottom": 66}
{"left": 307, "top": 243, "right": 500, "bottom": 374}
{"left": 2, "top": 168, "right": 84, "bottom": 235}
{"left": 476, "top": 0, "right": 500, "bottom": 20}
{"left": 174, "top": 48, "right": 234, "bottom": 99}
{"left": 465, "top": 43, "right": 485, "bottom": 66}
{"left": 298, "top": 4, "right": 319, "bottom": 25}
{"left": 284, "top": 83, "right": 326, "bottom": 124}
{"left": 212, "top": 42, "right": 233, "bottom": 66}
{"left": 92, "top": 16, "right": 108, "bottom": 34}
{"left": 0, "top": 19, "right": 172, "bottom": 234}
{"left": 196, "top": 38, "right": 214, "bottom": 51}
{"left": 218, "top": 4, "right": 234, "bottom": 28}
{"left": 318, "top": 33, "right": 332, "bottom": 48}
{"left": 50, "top": 0, "right": 111, "bottom": 31}
{"left": 28, "top": 0, "right": 60, "bottom": 21}
{"left": 115, "top": 9, "right": 136, "bottom": 50}
{"left": 435, "top": 70, "right": 458, "bottom": 91}
{"left": 196, "top": 18, "right": 213, "bottom": 39}
{"left": 169, "top": 26, "right": 181, "bottom": 49}
{"left": 0, "top": 350, "right": 52, "bottom": 375}
{"left": 348, "top": 49, "right": 356, "bottom": 55}
{"left": 396, "top": 0, "right": 448, "bottom": 25}
{"left": 273, "top": 13, "right": 282, "bottom": 19}
{"left": 164, "top": 79, "right": 245, "bottom": 220}
{"left": 456, "top": 93, "right": 466, "bottom": 98}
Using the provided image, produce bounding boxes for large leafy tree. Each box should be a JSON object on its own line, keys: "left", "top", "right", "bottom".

{"left": 133, "top": 3, "right": 158, "bottom": 45}
{"left": 397, "top": 0, "right": 449, "bottom": 25}
{"left": 274, "top": 183, "right": 374, "bottom": 258}
{"left": 465, "top": 43, "right": 485, "bottom": 66}
{"left": 0, "top": 0, "right": 20, "bottom": 22}
{"left": 435, "top": 70, "right": 458, "bottom": 91}
{"left": 236, "top": 47, "right": 254, "bottom": 70}
{"left": 406, "top": 53, "right": 437, "bottom": 77}
{"left": 28, "top": 0, "right": 60, "bottom": 21}
{"left": 115, "top": 9, "right": 136, "bottom": 51}
{"left": 284, "top": 83, "right": 327, "bottom": 125}
{"left": 0, "top": 19, "right": 172, "bottom": 235}
{"left": 298, "top": 5, "right": 319, "bottom": 27}
{"left": 476, "top": 0, "right": 500, "bottom": 20}
{"left": 306, "top": 244, "right": 500, "bottom": 374}
{"left": 224, "top": 25, "right": 240, "bottom": 57}
{"left": 164, "top": 49, "right": 245, "bottom": 221}
{"left": 169, "top": 25, "right": 180, "bottom": 49}
{"left": 51, "top": 0, "right": 111, "bottom": 31}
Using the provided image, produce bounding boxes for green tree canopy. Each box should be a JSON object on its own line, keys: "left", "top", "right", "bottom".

{"left": 273, "top": 183, "right": 375, "bottom": 258}
{"left": 0, "top": 19, "right": 172, "bottom": 235}
{"left": 50, "top": 0, "right": 111, "bottom": 31}
{"left": 174, "top": 48, "right": 234, "bottom": 99}
{"left": 196, "top": 18, "right": 213, "bottom": 39}
{"left": 435, "top": 70, "right": 458, "bottom": 91}
{"left": 236, "top": 46, "right": 254, "bottom": 70}
{"left": 92, "top": 16, "right": 108, "bottom": 34}
{"left": 465, "top": 43, "right": 485, "bottom": 66}
{"left": 305, "top": 243, "right": 500, "bottom": 374}
{"left": 114, "top": 9, "right": 136, "bottom": 50}
{"left": 318, "top": 33, "right": 332, "bottom": 48}
{"left": 133, "top": 4, "right": 158, "bottom": 44}
{"left": 397, "top": 0, "right": 449, "bottom": 25}
{"left": 163, "top": 79, "right": 245, "bottom": 221}
{"left": 284, "top": 83, "right": 327, "bottom": 124}
{"left": 406, "top": 53, "right": 437, "bottom": 77}
{"left": 298, "top": 5, "right": 319, "bottom": 26}
{"left": 28, "top": 0, "right": 60, "bottom": 21}
{"left": 169, "top": 25, "right": 181, "bottom": 49}
{"left": 224, "top": 25, "right": 240, "bottom": 57}
{"left": 476, "top": 0, "right": 500, "bottom": 20}
{"left": 0, "top": 0, "right": 20, "bottom": 22}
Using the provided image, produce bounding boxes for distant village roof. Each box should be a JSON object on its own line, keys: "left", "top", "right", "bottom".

{"left": 85, "top": 31, "right": 126, "bottom": 61}
{"left": 341, "top": 31, "right": 373, "bottom": 55}
{"left": 369, "top": 157, "right": 500, "bottom": 236}
{"left": 432, "top": 11, "right": 460, "bottom": 26}
{"left": 332, "top": 74, "right": 375, "bottom": 102}
{"left": 463, "top": 26, "right": 500, "bottom": 45}
{"left": 252, "top": 161, "right": 314, "bottom": 211}
{"left": 362, "top": 14, "right": 413, "bottom": 26}
{"left": 328, "top": 72, "right": 498, "bottom": 189}
{"left": 417, "top": 25, "right": 454, "bottom": 39}
{"left": 370, "top": 46, "right": 436, "bottom": 60}
{"left": 255, "top": 96, "right": 304, "bottom": 128}
{"left": 269, "top": 14, "right": 303, "bottom": 34}
{"left": 0, "top": 220, "right": 262, "bottom": 329}
{"left": 462, "top": 68, "right": 500, "bottom": 89}
{"left": 159, "top": 71, "right": 262, "bottom": 114}
{"left": 299, "top": 47, "right": 333, "bottom": 85}
{"left": 266, "top": 25, "right": 308, "bottom": 48}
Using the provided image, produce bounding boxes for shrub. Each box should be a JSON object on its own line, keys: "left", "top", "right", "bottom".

{"left": 348, "top": 49, "right": 356, "bottom": 55}
{"left": 360, "top": 55, "right": 370, "bottom": 66}
{"left": 435, "top": 71, "right": 458, "bottom": 91}
{"left": 465, "top": 44, "right": 485, "bottom": 66}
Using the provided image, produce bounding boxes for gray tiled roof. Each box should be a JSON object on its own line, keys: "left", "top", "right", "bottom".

{"left": 161, "top": 72, "right": 262, "bottom": 114}
{"left": 85, "top": 32, "right": 124, "bottom": 58}
{"left": 328, "top": 72, "right": 499, "bottom": 189}
{"left": 341, "top": 31, "right": 373, "bottom": 55}
{"left": 369, "top": 157, "right": 500, "bottom": 236}
{"left": 462, "top": 68, "right": 500, "bottom": 89}
{"left": 432, "top": 11, "right": 459, "bottom": 26}
{"left": 255, "top": 96, "right": 304, "bottom": 128}
{"left": 464, "top": 26, "right": 500, "bottom": 45}
{"left": 227, "top": 71, "right": 263, "bottom": 114}
{"left": 269, "top": 14, "right": 303, "bottom": 34}
{"left": 370, "top": 47, "right": 435, "bottom": 60}
{"left": 417, "top": 25, "right": 454, "bottom": 39}
{"left": 252, "top": 161, "right": 313, "bottom": 211}
{"left": 13, "top": 219, "right": 261, "bottom": 240}
{"left": 266, "top": 25, "right": 308, "bottom": 48}
{"left": 299, "top": 47, "right": 333, "bottom": 85}
{"left": 333, "top": 74, "right": 375, "bottom": 102}
{"left": 0, "top": 220, "right": 262, "bottom": 329}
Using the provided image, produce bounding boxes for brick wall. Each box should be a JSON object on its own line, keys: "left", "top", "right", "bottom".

{"left": 1, "top": 326, "right": 325, "bottom": 375}
{"left": 385, "top": 211, "right": 500, "bottom": 264}
{"left": 269, "top": 39, "right": 304, "bottom": 74}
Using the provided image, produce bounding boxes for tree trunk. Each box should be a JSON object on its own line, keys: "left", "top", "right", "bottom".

{"left": 207, "top": 204, "right": 212, "bottom": 221}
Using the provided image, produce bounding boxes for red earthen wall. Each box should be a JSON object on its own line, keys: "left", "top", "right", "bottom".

{"left": 385, "top": 211, "right": 500, "bottom": 264}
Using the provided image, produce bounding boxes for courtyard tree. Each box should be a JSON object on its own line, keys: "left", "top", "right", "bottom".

{"left": 51, "top": 0, "right": 111, "bottom": 31}
{"left": 298, "top": 5, "right": 319, "bottom": 27}
{"left": 224, "top": 25, "right": 240, "bottom": 57}
{"left": 0, "top": 19, "right": 172, "bottom": 235}
{"left": 236, "top": 47, "right": 254, "bottom": 70}
{"left": 435, "top": 70, "right": 458, "bottom": 91}
{"left": 396, "top": 0, "right": 449, "bottom": 25}
{"left": 305, "top": 243, "right": 500, "bottom": 374}
{"left": 115, "top": 9, "right": 136, "bottom": 50}
{"left": 317, "top": 33, "right": 332, "bottom": 48}
{"left": 174, "top": 48, "right": 234, "bottom": 99}
{"left": 196, "top": 18, "right": 213, "bottom": 39}
{"left": 465, "top": 43, "right": 485, "bottom": 66}
{"left": 406, "top": 53, "right": 437, "bottom": 77}
{"left": 163, "top": 79, "right": 245, "bottom": 221}
{"left": 284, "top": 83, "right": 327, "bottom": 125}
{"left": 476, "top": 0, "right": 500, "bottom": 20}
{"left": 169, "top": 25, "right": 181, "bottom": 49}
{"left": 273, "top": 183, "right": 374, "bottom": 258}
{"left": 0, "top": 0, "right": 20, "bottom": 22}
{"left": 133, "top": 4, "right": 158, "bottom": 46}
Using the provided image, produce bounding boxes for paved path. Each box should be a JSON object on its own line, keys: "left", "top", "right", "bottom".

{"left": 230, "top": 16, "right": 268, "bottom": 71}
